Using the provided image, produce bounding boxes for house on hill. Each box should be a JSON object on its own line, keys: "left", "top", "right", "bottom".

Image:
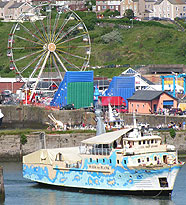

{"left": 127, "top": 90, "right": 178, "bottom": 114}
{"left": 153, "top": 0, "right": 186, "bottom": 20}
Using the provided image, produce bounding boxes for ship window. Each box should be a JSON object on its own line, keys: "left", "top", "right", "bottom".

{"left": 117, "top": 160, "right": 119, "bottom": 164}
{"left": 103, "top": 159, "right": 105, "bottom": 163}
{"left": 90, "top": 158, "right": 92, "bottom": 163}
{"left": 110, "top": 159, "right": 112, "bottom": 164}
{"left": 143, "top": 140, "right": 145, "bottom": 144}
{"left": 55, "top": 153, "right": 62, "bottom": 161}
{"left": 159, "top": 177, "right": 168, "bottom": 187}
{"left": 155, "top": 139, "right": 157, "bottom": 143}
{"left": 124, "top": 160, "right": 127, "bottom": 164}
{"left": 96, "top": 159, "right": 98, "bottom": 163}
{"left": 154, "top": 156, "right": 157, "bottom": 161}
{"left": 139, "top": 141, "right": 141, "bottom": 145}
{"left": 147, "top": 157, "right": 149, "bottom": 162}
{"left": 147, "top": 140, "right": 150, "bottom": 144}
{"left": 138, "top": 159, "right": 141, "bottom": 163}
{"left": 151, "top": 139, "right": 154, "bottom": 144}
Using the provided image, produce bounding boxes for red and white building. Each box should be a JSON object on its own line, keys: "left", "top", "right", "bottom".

{"left": 96, "top": 0, "right": 121, "bottom": 13}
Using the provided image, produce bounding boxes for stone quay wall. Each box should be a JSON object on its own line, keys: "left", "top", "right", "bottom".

{"left": 1, "top": 105, "right": 186, "bottom": 129}
{"left": 0, "top": 131, "right": 186, "bottom": 161}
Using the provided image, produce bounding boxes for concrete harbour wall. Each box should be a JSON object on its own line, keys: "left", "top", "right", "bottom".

{"left": 0, "top": 131, "right": 185, "bottom": 161}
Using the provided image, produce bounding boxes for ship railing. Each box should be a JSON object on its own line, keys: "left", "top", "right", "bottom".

{"left": 79, "top": 146, "right": 111, "bottom": 155}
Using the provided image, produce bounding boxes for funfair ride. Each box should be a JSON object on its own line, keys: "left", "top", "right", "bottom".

{"left": 7, "top": 3, "right": 91, "bottom": 102}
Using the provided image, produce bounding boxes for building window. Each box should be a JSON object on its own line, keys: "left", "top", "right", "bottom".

{"left": 151, "top": 139, "right": 154, "bottom": 144}
{"left": 102, "top": 6, "right": 106, "bottom": 9}
{"left": 110, "top": 6, "right": 114, "bottom": 9}
{"left": 143, "top": 140, "right": 145, "bottom": 144}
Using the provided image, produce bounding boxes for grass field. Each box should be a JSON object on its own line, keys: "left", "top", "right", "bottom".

{"left": 1, "top": 14, "right": 186, "bottom": 78}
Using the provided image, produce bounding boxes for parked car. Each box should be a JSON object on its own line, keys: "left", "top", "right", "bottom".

{"left": 169, "top": 108, "right": 183, "bottom": 115}
{"left": 60, "top": 104, "right": 75, "bottom": 110}
{"left": 1, "top": 90, "right": 12, "bottom": 96}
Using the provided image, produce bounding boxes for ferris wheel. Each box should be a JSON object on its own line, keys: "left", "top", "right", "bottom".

{"left": 7, "top": 3, "right": 91, "bottom": 100}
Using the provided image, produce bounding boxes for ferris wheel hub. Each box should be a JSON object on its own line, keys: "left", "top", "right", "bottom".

{"left": 48, "top": 43, "right": 56, "bottom": 52}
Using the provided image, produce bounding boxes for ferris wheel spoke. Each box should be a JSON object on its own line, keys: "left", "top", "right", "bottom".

{"left": 55, "top": 51, "right": 81, "bottom": 70}
{"left": 56, "top": 33, "right": 87, "bottom": 46}
{"left": 51, "top": 53, "right": 63, "bottom": 80}
{"left": 55, "top": 22, "right": 82, "bottom": 44}
{"left": 30, "top": 22, "right": 47, "bottom": 44}
{"left": 39, "top": 20, "right": 49, "bottom": 43}
{"left": 14, "top": 34, "right": 43, "bottom": 46}
{"left": 29, "top": 52, "right": 47, "bottom": 79}
{"left": 51, "top": 13, "right": 61, "bottom": 43}
{"left": 19, "top": 23, "right": 45, "bottom": 44}
{"left": 12, "top": 46, "right": 43, "bottom": 50}
{"left": 29, "top": 51, "right": 50, "bottom": 101}
{"left": 53, "top": 13, "right": 74, "bottom": 43}
{"left": 56, "top": 48, "right": 87, "bottom": 60}
{"left": 53, "top": 51, "right": 67, "bottom": 72}
{"left": 20, "top": 51, "right": 47, "bottom": 74}
{"left": 14, "top": 49, "right": 44, "bottom": 62}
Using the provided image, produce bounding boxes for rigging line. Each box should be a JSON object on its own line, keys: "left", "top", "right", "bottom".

{"left": 51, "top": 12, "right": 61, "bottom": 43}
{"left": 55, "top": 22, "right": 82, "bottom": 45}
{"left": 14, "top": 34, "right": 43, "bottom": 46}
{"left": 56, "top": 48, "right": 87, "bottom": 60}
{"left": 20, "top": 51, "right": 47, "bottom": 74}
{"left": 18, "top": 22, "right": 45, "bottom": 44}
{"left": 53, "top": 12, "right": 73, "bottom": 43}
{"left": 39, "top": 19, "right": 49, "bottom": 43}
{"left": 56, "top": 33, "right": 87, "bottom": 46}
{"left": 55, "top": 50, "right": 81, "bottom": 70}
{"left": 14, "top": 49, "right": 44, "bottom": 62}
{"left": 30, "top": 21, "right": 47, "bottom": 43}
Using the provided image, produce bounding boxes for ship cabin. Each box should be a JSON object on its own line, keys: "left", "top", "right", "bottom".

{"left": 79, "top": 127, "right": 171, "bottom": 156}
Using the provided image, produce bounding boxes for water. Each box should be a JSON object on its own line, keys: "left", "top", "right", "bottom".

{"left": 1, "top": 160, "right": 186, "bottom": 205}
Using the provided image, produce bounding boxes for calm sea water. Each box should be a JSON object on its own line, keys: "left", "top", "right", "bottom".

{"left": 1, "top": 160, "right": 186, "bottom": 205}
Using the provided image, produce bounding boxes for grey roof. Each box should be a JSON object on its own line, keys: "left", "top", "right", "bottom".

{"left": 155, "top": 0, "right": 186, "bottom": 4}
{"left": 127, "top": 90, "right": 177, "bottom": 101}
{"left": 8, "top": 2, "right": 24, "bottom": 9}
{"left": 0, "top": 1, "right": 9, "bottom": 8}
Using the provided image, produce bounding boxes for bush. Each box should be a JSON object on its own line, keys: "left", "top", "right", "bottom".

{"left": 169, "top": 128, "right": 176, "bottom": 139}
{"left": 20, "top": 134, "right": 27, "bottom": 145}
{"left": 101, "top": 29, "right": 123, "bottom": 44}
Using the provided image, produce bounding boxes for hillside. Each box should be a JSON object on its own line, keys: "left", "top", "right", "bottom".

{"left": 0, "top": 15, "right": 186, "bottom": 78}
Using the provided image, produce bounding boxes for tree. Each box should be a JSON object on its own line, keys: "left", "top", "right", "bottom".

{"left": 125, "top": 9, "right": 134, "bottom": 19}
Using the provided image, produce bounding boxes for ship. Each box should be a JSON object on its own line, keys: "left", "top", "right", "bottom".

{"left": 23, "top": 115, "right": 184, "bottom": 196}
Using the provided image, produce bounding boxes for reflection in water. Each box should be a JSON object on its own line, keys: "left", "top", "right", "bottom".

{"left": 1, "top": 161, "right": 186, "bottom": 205}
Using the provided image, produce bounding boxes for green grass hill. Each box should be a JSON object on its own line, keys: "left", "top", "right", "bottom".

{"left": 1, "top": 13, "right": 186, "bottom": 78}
